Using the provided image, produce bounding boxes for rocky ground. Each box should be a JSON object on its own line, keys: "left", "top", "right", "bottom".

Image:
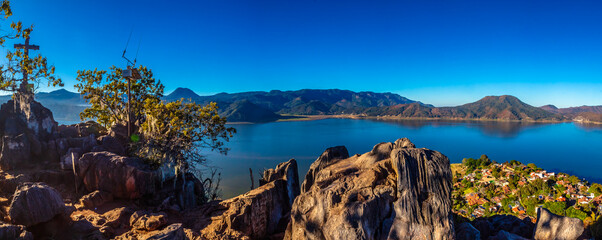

{"left": 0, "top": 94, "right": 590, "bottom": 239}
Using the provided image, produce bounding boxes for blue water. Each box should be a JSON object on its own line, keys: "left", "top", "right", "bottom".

{"left": 201, "top": 118, "right": 602, "bottom": 198}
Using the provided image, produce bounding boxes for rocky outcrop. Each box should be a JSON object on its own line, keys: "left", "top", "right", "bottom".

{"left": 57, "top": 121, "right": 106, "bottom": 139}
{"left": 470, "top": 215, "right": 534, "bottom": 239}
{"left": 8, "top": 182, "right": 66, "bottom": 227}
{"left": 78, "top": 190, "right": 114, "bottom": 209}
{"left": 533, "top": 207, "right": 584, "bottom": 240}
{"left": 186, "top": 159, "right": 300, "bottom": 239}
{"left": 285, "top": 138, "right": 454, "bottom": 240}
{"left": 300, "top": 146, "right": 348, "bottom": 193}
{"left": 76, "top": 151, "right": 159, "bottom": 199}
{"left": 0, "top": 223, "right": 33, "bottom": 240}
{"left": 138, "top": 223, "right": 186, "bottom": 240}
{"left": 0, "top": 93, "right": 60, "bottom": 170}
{"left": 130, "top": 211, "right": 167, "bottom": 231}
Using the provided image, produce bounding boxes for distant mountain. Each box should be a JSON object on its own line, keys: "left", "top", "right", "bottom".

{"left": 164, "top": 87, "right": 201, "bottom": 102}
{"left": 540, "top": 105, "right": 602, "bottom": 115}
{"left": 0, "top": 89, "right": 580, "bottom": 124}
{"left": 220, "top": 100, "right": 280, "bottom": 123}
{"left": 360, "top": 95, "right": 565, "bottom": 121}
{"left": 163, "top": 88, "right": 426, "bottom": 122}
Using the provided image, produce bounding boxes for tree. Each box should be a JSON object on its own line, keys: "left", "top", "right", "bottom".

{"left": 76, "top": 65, "right": 235, "bottom": 200}
{"left": 136, "top": 98, "right": 236, "bottom": 172}
{"left": 588, "top": 183, "right": 602, "bottom": 197}
{"left": 74, "top": 66, "right": 163, "bottom": 128}
{"left": 0, "top": 2, "right": 61, "bottom": 93}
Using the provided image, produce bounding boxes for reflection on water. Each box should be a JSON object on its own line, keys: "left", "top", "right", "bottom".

{"left": 370, "top": 119, "right": 556, "bottom": 138}
{"left": 205, "top": 118, "right": 602, "bottom": 198}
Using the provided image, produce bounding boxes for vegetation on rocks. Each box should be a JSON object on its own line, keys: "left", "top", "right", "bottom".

{"left": 452, "top": 155, "right": 602, "bottom": 237}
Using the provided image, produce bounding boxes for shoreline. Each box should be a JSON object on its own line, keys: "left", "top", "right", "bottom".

{"left": 269, "top": 114, "right": 574, "bottom": 124}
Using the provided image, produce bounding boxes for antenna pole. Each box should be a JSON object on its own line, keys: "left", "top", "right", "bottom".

{"left": 127, "top": 67, "right": 132, "bottom": 137}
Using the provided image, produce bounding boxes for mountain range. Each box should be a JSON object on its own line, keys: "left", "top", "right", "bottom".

{"left": 1, "top": 88, "right": 600, "bottom": 123}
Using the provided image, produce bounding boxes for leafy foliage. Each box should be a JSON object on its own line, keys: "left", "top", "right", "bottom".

{"left": 136, "top": 98, "right": 236, "bottom": 171}
{"left": 74, "top": 66, "right": 163, "bottom": 128}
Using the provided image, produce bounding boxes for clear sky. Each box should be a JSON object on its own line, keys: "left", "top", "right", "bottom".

{"left": 5, "top": 0, "right": 602, "bottom": 107}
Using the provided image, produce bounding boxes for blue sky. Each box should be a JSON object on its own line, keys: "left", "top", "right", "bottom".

{"left": 5, "top": 0, "right": 602, "bottom": 107}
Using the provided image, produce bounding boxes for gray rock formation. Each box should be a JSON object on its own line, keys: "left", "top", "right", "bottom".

{"left": 8, "top": 182, "right": 66, "bottom": 227}
{"left": 285, "top": 138, "right": 454, "bottom": 240}
{"left": 533, "top": 207, "right": 584, "bottom": 240}
{"left": 300, "top": 146, "right": 348, "bottom": 193}
{"left": 186, "top": 159, "right": 300, "bottom": 240}
{"left": 259, "top": 158, "right": 300, "bottom": 207}
{"left": 76, "top": 151, "right": 159, "bottom": 199}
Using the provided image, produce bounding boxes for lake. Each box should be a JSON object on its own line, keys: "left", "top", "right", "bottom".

{"left": 203, "top": 118, "right": 602, "bottom": 198}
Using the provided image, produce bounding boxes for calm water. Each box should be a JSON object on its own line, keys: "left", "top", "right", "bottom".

{"left": 199, "top": 118, "right": 602, "bottom": 198}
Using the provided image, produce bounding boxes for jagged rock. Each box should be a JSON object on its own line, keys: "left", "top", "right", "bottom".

{"left": 489, "top": 230, "right": 529, "bottom": 240}
{"left": 152, "top": 172, "right": 204, "bottom": 210}
{"left": 2, "top": 92, "right": 58, "bottom": 141}
{"left": 8, "top": 182, "right": 66, "bottom": 227}
{"left": 0, "top": 94, "right": 61, "bottom": 170}
{"left": 130, "top": 211, "right": 167, "bottom": 231}
{"left": 259, "top": 158, "right": 300, "bottom": 206}
{"left": 300, "top": 145, "right": 349, "bottom": 193}
{"left": 58, "top": 121, "right": 106, "bottom": 138}
{"left": 285, "top": 138, "right": 454, "bottom": 240}
{"left": 60, "top": 147, "right": 82, "bottom": 170}
{"left": 140, "top": 223, "right": 186, "bottom": 240}
{"left": 188, "top": 159, "right": 300, "bottom": 239}
{"left": 456, "top": 222, "right": 480, "bottom": 240}
{"left": 0, "top": 223, "right": 33, "bottom": 240}
{"left": 533, "top": 207, "right": 584, "bottom": 240}
{"left": 79, "top": 190, "right": 113, "bottom": 209}
{"left": 77, "top": 151, "right": 158, "bottom": 199}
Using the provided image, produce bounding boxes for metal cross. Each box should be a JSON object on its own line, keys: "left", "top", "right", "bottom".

{"left": 14, "top": 35, "right": 40, "bottom": 93}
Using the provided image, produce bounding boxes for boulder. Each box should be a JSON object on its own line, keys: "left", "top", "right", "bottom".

{"left": 0, "top": 134, "right": 31, "bottom": 170}
{"left": 533, "top": 207, "right": 584, "bottom": 240}
{"left": 76, "top": 151, "right": 158, "bottom": 199}
{"left": 188, "top": 159, "right": 300, "bottom": 239}
{"left": 97, "top": 135, "right": 126, "bottom": 155}
{"left": 285, "top": 138, "right": 454, "bottom": 240}
{"left": 8, "top": 182, "right": 66, "bottom": 227}
{"left": 456, "top": 222, "right": 480, "bottom": 240}
{"left": 109, "top": 124, "right": 129, "bottom": 146}
{"left": 78, "top": 190, "right": 113, "bottom": 209}
{"left": 60, "top": 147, "right": 82, "bottom": 170}
{"left": 130, "top": 211, "right": 167, "bottom": 231}
{"left": 0, "top": 223, "right": 33, "bottom": 240}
